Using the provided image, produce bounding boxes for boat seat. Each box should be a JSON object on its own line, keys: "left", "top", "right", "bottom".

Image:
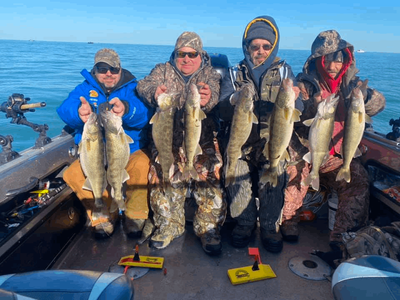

{"left": 332, "top": 255, "right": 400, "bottom": 299}
{"left": 0, "top": 269, "right": 134, "bottom": 300}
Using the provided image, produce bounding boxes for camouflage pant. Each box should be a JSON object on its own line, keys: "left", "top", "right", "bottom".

{"left": 319, "top": 156, "right": 370, "bottom": 243}
{"left": 63, "top": 149, "right": 151, "bottom": 222}
{"left": 283, "top": 155, "right": 370, "bottom": 242}
{"left": 226, "top": 159, "right": 287, "bottom": 231}
{"left": 148, "top": 138, "right": 226, "bottom": 237}
{"left": 282, "top": 160, "right": 311, "bottom": 223}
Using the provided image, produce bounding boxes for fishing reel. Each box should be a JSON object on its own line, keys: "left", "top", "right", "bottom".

{"left": 1, "top": 93, "right": 51, "bottom": 149}
{"left": 386, "top": 118, "right": 400, "bottom": 142}
{"left": 0, "top": 93, "right": 46, "bottom": 118}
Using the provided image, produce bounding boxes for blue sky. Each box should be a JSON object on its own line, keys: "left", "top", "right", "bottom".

{"left": 1, "top": 1, "right": 399, "bottom": 53}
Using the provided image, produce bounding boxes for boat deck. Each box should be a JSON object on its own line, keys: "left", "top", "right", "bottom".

{"left": 53, "top": 203, "right": 335, "bottom": 300}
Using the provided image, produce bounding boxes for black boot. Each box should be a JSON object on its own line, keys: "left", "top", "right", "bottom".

{"left": 231, "top": 224, "right": 256, "bottom": 248}
{"left": 261, "top": 228, "right": 283, "bottom": 253}
{"left": 201, "top": 230, "right": 222, "bottom": 256}
{"left": 280, "top": 221, "right": 299, "bottom": 242}
{"left": 124, "top": 217, "right": 145, "bottom": 238}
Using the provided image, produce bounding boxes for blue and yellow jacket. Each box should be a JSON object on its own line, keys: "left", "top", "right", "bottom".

{"left": 57, "top": 68, "right": 154, "bottom": 153}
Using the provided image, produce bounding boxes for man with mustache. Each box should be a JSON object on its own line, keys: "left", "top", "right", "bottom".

{"left": 219, "top": 16, "right": 303, "bottom": 253}
{"left": 288, "top": 30, "right": 386, "bottom": 250}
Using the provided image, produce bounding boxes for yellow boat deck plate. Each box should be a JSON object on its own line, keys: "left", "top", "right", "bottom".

{"left": 227, "top": 247, "right": 276, "bottom": 285}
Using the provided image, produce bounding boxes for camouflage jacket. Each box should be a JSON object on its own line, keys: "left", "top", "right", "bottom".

{"left": 295, "top": 31, "right": 386, "bottom": 153}
{"left": 136, "top": 54, "right": 221, "bottom": 160}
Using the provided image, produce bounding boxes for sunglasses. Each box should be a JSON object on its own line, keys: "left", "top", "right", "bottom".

{"left": 249, "top": 44, "right": 273, "bottom": 52}
{"left": 176, "top": 51, "right": 199, "bottom": 59}
{"left": 96, "top": 66, "right": 120, "bottom": 74}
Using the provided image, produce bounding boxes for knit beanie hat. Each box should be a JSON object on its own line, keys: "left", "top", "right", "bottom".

{"left": 174, "top": 32, "right": 204, "bottom": 53}
{"left": 94, "top": 48, "right": 121, "bottom": 68}
{"left": 245, "top": 20, "right": 276, "bottom": 46}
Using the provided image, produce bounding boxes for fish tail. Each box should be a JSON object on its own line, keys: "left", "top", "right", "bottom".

{"left": 109, "top": 201, "right": 119, "bottom": 213}
{"left": 311, "top": 176, "right": 320, "bottom": 191}
{"left": 182, "top": 166, "right": 199, "bottom": 182}
{"left": 114, "top": 198, "right": 126, "bottom": 211}
{"left": 224, "top": 171, "right": 235, "bottom": 187}
{"left": 302, "top": 172, "right": 319, "bottom": 190}
{"left": 224, "top": 162, "right": 237, "bottom": 187}
{"left": 259, "top": 169, "right": 278, "bottom": 187}
{"left": 94, "top": 198, "right": 105, "bottom": 208}
{"left": 336, "top": 167, "right": 351, "bottom": 183}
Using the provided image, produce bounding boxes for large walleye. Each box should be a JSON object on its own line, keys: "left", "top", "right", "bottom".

{"left": 150, "top": 93, "right": 177, "bottom": 185}
{"left": 182, "top": 83, "right": 206, "bottom": 181}
{"left": 302, "top": 94, "right": 340, "bottom": 191}
{"left": 224, "top": 84, "right": 258, "bottom": 187}
{"left": 260, "top": 78, "right": 301, "bottom": 187}
{"left": 100, "top": 109, "right": 133, "bottom": 212}
{"left": 79, "top": 112, "right": 107, "bottom": 208}
{"left": 336, "top": 81, "right": 372, "bottom": 183}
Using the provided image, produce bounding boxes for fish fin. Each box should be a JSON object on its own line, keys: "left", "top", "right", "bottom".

{"left": 195, "top": 144, "right": 203, "bottom": 156}
{"left": 292, "top": 109, "right": 302, "bottom": 122}
{"left": 82, "top": 178, "right": 93, "bottom": 191}
{"left": 149, "top": 112, "right": 159, "bottom": 124}
{"left": 365, "top": 114, "right": 373, "bottom": 124}
{"left": 303, "top": 118, "right": 314, "bottom": 127}
{"left": 354, "top": 147, "right": 362, "bottom": 158}
{"left": 360, "top": 79, "right": 369, "bottom": 90}
{"left": 168, "top": 162, "right": 175, "bottom": 181}
{"left": 78, "top": 142, "right": 82, "bottom": 154}
{"left": 198, "top": 109, "right": 207, "bottom": 120}
{"left": 122, "top": 170, "right": 130, "bottom": 183}
{"left": 252, "top": 113, "right": 259, "bottom": 124}
{"left": 302, "top": 152, "right": 312, "bottom": 164}
{"left": 281, "top": 150, "right": 290, "bottom": 162}
{"left": 336, "top": 167, "right": 351, "bottom": 183}
{"left": 125, "top": 134, "right": 134, "bottom": 144}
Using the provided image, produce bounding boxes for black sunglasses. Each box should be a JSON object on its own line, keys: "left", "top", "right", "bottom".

{"left": 96, "top": 66, "right": 120, "bottom": 74}
{"left": 176, "top": 51, "right": 199, "bottom": 59}
{"left": 249, "top": 44, "right": 273, "bottom": 52}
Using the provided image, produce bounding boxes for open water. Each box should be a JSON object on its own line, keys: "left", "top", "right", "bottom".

{"left": 1, "top": 39, "right": 399, "bottom": 152}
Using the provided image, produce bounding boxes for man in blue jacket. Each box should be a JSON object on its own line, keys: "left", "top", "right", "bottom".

{"left": 57, "top": 48, "right": 154, "bottom": 239}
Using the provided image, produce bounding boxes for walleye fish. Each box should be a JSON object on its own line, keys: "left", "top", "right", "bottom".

{"left": 79, "top": 112, "right": 107, "bottom": 208}
{"left": 100, "top": 109, "right": 133, "bottom": 212}
{"left": 302, "top": 94, "right": 340, "bottom": 191}
{"left": 336, "top": 81, "right": 372, "bottom": 183}
{"left": 260, "top": 78, "right": 301, "bottom": 187}
{"left": 224, "top": 84, "right": 258, "bottom": 187}
{"left": 150, "top": 93, "right": 177, "bottom": 185}
{"left": 182, "top": 83, "right": 206, "bottom": 181}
